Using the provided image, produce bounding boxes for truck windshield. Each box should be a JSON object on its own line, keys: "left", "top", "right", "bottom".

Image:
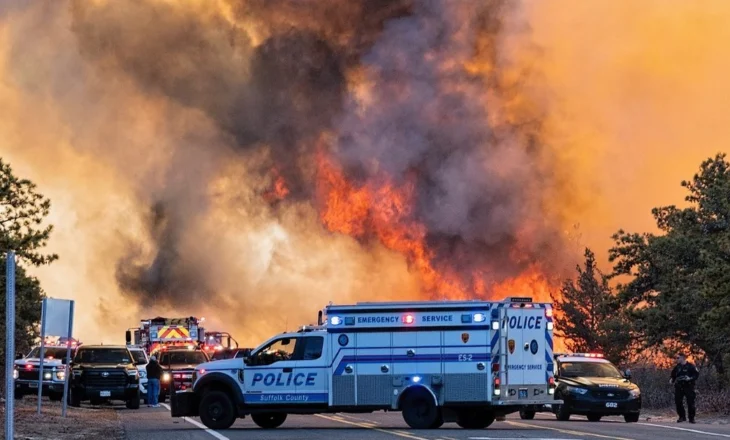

{"left": 129, "top": 350, "right": 147, "bottom": 364}
{"left": 74, "top": 349, "right": 131, "bottom": 364}
{"left": 560, "top": 361, "right": 623, "bottom": 378}
{"left": 27, "top": 347, "right": 71, "bottom": 361}
{"left": 167, "top": 351, "right": 208, "bottom": 365}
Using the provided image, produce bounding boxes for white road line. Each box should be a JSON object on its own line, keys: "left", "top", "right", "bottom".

{"left": 469, "top": 438, "right": 576, "bottom": 440}
{"left": 639, "top": 423, "right": 730, "bottom": 438}
{"left": 315, "top": 414, "right": 427, "bottom": 440}
{"left": 159, "top": 403, "right": 230, "bottom": 440}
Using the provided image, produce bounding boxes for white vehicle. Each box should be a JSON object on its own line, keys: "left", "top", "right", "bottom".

{"left": 127, "top": 346, "right": 150, "bottom": 402}
{"left": 170, "top": 297, "right": 560, "bottom": 430}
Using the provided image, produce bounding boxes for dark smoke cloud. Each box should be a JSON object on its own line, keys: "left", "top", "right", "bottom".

{"left": 68, "top": 0, "right": 416, "bottom": 306}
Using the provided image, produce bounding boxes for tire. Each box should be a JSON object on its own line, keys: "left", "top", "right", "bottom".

{"left": 126, "top": 391, "right": 141, "bottom": 410}
{"left": 456, "top": 408, "right": 495, "bottom": 429}
{"left": 520, "top": 410, "right": 536, "bottom": 420}
{"left": 555, "top": 404, "right": 570, "bottom": 421}
{"left": 68, "top": 388, "right": 81, "bottom": 407}
{"left": 429, "top": 412, "right": 444, "bottom": 429}
{"left": 401, "top": 388, "right": 440, "bottom": 429}
{"left": 624, "top": 413, "right": 639, "bottom": 423}
{"left": 49, "top": 392, "right": 63, "bottom": 402}
{"left": 199, "top": 390, "right": 237, "bottom": 430}
{"left": 587, "top": 414, "right": 602, "bottom": 422}
{"left": 251, "top": 413, "right": 287, "bottom": 429}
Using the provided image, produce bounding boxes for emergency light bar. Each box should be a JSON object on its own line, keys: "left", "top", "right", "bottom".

{"left": 508, "top": 297, "right": 533, "bottom": 303}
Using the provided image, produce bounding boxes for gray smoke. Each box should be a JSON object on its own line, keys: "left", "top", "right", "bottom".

{"left": 64, "top": 0, "right": 567, "bottom": 305}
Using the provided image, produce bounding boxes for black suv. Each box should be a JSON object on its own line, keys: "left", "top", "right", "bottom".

{"left": 68, "top": 345, "right": 141, "bottom": 409}
{"left": 520, "top": 353, "right": 641, "bottom": 423}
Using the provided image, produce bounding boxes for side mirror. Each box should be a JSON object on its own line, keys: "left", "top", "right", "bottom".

{"left": 125, "top": 330, "right": 132, "bottom": 345}
{"left": 623, "top": 369, "right": 632, "bottom": 380}
{"left": 317, "top": 310, "right": 323, "bottom": 326}
{"left": 15, "top": 353, "right": 23, "bottom": 360}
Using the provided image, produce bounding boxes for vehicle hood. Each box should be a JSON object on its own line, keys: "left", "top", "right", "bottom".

{"left": 196, "top": 358, "right": 242, "bottom": 371}
{"left": 163, "top": 363, "right": 200, "bottom": 370}
{"left": 73, "top": 363, "right": 134, "bottom": 369}
{"left": 15, "top": 358, "right": 64, "bottom": 367}
{"left": 560, "top": 376, "right": 635, "bottom": 389}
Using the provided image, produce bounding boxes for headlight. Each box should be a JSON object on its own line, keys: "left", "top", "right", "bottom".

{"left": 629, "top": 388, "right": 641, "bottom": 398}
{"left": 13, "top": 369, "right": 18, "bottom": 380}
{"left": 566, "top": 385, "right": 589, "bottom": 395}
{"left": 44, "top": 372, "right": 52, "bottom": 380}
{"left": 162, "top": 372, "right": 170, "bottom": 382}
{"left": 56, "top": 370, "right": 65, "bottom": 380}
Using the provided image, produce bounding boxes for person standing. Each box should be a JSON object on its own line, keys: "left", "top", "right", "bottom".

{"left": 146, "top": 355, "right": 163, "bottom": 408}
{"left": 670, "top": 353, "right": 699, "bottom": 423}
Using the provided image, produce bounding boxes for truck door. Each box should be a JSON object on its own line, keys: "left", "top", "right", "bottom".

{"left": 443, "top": 325, "right": 490, "bottom": 403}
{"left": 242, "top": 336, "right": 298, "bottom": 405}
{"left": 292, "top": 335, "right": 328, "bottom": 405}
{"left": 504, "top": 304, "right": 548, "bottom": 400}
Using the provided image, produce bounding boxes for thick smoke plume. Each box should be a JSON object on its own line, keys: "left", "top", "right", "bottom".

{"left": 3, "top": 0, "right": 727, "bottom": 343}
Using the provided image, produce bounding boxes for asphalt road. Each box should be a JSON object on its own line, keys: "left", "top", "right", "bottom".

{"left": 116, "top": 404, "right": 730, "bottom": 440}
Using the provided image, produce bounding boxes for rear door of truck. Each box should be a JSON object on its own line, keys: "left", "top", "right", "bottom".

{"left": 503, "top": 301, "right": 549, "bottom": 401}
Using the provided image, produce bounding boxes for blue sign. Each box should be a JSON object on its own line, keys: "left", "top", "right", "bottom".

{"left": 530, "top": 340, "right": 538, "bottom": 354}
{"left": 338, "top": 334, "right": 349, "bottom": 346}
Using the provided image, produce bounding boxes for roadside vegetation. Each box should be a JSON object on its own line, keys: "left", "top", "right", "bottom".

{"left": 554, "top": 153, "right": 730, "bottom": 414}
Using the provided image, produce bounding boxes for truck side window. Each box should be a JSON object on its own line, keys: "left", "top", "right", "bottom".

{"left": 160, "top": 353, "right": 169, "bottom": 366}
{"left": 300, "top": 336, "right": 324, "bottom": 361}
{"left": 252, "top": 337, "right": 298, "bottom": 366}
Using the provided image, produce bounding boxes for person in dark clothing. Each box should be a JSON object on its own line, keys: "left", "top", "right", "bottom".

{"left": 146, "top": 355, "right": 163, "bottom": 407}
{"left": 670, "top": 353, "right": 699, "bottom": 423}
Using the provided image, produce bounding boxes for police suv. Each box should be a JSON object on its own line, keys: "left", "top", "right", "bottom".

{"left": 170, "top": 297, "right": 560, "bottom": 430}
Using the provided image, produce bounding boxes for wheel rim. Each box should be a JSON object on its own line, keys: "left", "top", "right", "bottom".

{"left": 208, "top": 400, "right": 225, "bottom": 420}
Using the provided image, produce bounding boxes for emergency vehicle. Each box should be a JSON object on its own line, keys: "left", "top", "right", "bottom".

{"left": 126, "top": 316, "right": 205, "bottom": 354}
{"left": 170, "top": 297, "right": 561, "bottom": 430}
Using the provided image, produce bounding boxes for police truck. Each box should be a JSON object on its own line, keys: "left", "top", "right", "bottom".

{"left": 170, "top": 297, "right": 560, "bottom": 430}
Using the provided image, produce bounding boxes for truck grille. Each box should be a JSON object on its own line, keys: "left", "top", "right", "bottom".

{"left": 82, "top": 370, "right": 127, "bottom": 387}
{"left": 591, "top": 389, "right": 629, "bottom": 399}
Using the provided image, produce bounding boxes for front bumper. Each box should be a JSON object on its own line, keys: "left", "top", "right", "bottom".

{"left": 15, "top": 379, "right": 66, "bottom": 395}
{"left": 562, "top": 394, "right": 642, "bottom": 415}
{"left": 72, "top": 384, "right": 139, "bottom": 401}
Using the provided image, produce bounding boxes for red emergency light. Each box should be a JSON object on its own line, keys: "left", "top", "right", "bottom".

{"left": 403, "top": 314, "right": 415, "bottom": 324}
{"left": 25, "top": 364, "right": 32, "bottom": 371}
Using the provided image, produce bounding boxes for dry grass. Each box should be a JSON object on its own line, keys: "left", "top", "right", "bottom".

{"left": 0, "top": 396, "right": 124, "bottom": 440}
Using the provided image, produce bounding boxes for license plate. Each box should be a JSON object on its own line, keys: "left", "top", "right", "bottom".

{"left": 29, "top": 382, "right": 39, "bottom": 388}
{"left": 518, "top": 389, "right": 528, "bottom": 399}
{"left": 99, "top": 391, "right": 111, "bottom": 397}
{"left": 606, "top": 402, "right": 618, "bottom": 408}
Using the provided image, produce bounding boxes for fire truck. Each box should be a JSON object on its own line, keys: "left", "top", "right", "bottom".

{"left": 126, "top": 317, "right": 205, "bottom": 354}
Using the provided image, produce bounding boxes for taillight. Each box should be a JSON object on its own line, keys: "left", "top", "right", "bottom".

{"left": 492, "top": 363, "right": 500, "bottom": 373}
{"left": 546, "top": 308, "right": 553, "bottom": 318}
{"left": 493, "top": 377, "right": 501, "bottom": 396}
{"left": 548, "top": 376, "right": 556, "bottom": 395}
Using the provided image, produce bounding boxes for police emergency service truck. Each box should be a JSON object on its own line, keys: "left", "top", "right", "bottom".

{"left": 170, "top": 297, "right": 560, "bottom": 430}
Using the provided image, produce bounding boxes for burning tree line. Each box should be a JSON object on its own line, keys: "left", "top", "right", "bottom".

{"left": 554, "top": 153, "right": 730, "bottom": 382}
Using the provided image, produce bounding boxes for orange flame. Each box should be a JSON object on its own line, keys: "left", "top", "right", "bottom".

{"left": 262, "top": 168, "right": 290, "bottom": 203}
{"left": 315, "top": 146, "right": 556, "bottom": 301}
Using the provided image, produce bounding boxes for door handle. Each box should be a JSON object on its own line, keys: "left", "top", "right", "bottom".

{"left": 283, "top": 367, "right": 293, "bottom": 373}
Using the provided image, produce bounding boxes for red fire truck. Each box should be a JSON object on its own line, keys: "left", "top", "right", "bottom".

{"left": 126, "top": 317, "right": 205, "bottom": 355}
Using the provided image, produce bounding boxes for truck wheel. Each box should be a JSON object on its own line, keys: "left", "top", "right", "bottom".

{"left": 429, "top": 413, "right": 444, "bottom": 429}
{"left": 401, "top": 388, "right": 439, "bottom": 429}
{"left": 519, "top": 409, "right": 536, "bottom": 420}
{"left": 252, "top": 413, "right": 287, "bottom": 429}
{"left": 555, "top": 404, "right": 570, "bottom": 421}
{"left": 199, "top": 390, "right": 236, "bottom": 430}
{"left": 587, "top": 414, "right": 602, "bottom": 422}
{"left": 126, "top": 392, "right": 141, "bottom": 410}
{"left": 624, "top": 413, "right": 639, "bottom": 423}
{"left": 68, "top": 388, "right": 81, "bottom": 407}
{"left": 457, "top": 408, "right": 495, "bottom": 429}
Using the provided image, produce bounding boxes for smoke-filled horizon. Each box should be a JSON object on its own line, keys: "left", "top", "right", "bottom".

{"left": 1, "top": 0, "right": 729, "bottom": 345}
